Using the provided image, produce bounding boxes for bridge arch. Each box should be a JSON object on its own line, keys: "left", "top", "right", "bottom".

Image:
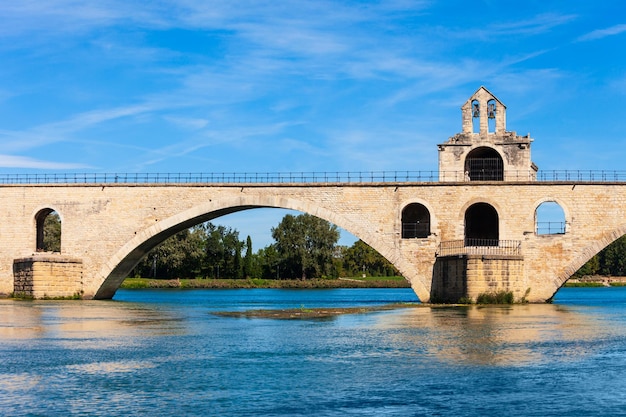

{"left": 556, "top": 225, "right": 626, "bottom": 295}
{"left": 465, "top": 146, "right": 504, "bottom": 181}
{"left": 94, "top": 195, "right": 428, "bottom": 300}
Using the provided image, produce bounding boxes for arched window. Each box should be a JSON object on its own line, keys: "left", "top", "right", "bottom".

{"left": 402, "top": 203, "right": 430, "bottom": 238}
{"left": 36, "top": 209, "right": 61, "bottom": 252}
{"left": 535, "top": 202, "right": 566, "bottom": 235}
{"left": 487, "top": 99, "right": 496, "bottom": 133}
{"left": 465, "top": 203, "right": 498, "bottom": 246}
{"left": 471, "top": 99, "right": 480, "bottom": 133}
{"left": 465, "top": 147, "right": 504, "bottom": 181}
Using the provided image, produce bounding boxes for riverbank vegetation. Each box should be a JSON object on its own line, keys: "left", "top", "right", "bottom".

{"left": 121, "top": 276, "right": 410, "bottom": 289}
{"left": 575, "top": 235, "right": 626, "bottom": 277}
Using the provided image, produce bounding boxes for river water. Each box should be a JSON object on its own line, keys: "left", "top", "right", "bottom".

{"left": 2, "top": 287, "right": 626, "bottom": 416}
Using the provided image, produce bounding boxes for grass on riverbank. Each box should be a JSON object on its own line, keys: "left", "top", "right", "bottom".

{"left": 121, "top": 276, "right": 410, "bottom": 290}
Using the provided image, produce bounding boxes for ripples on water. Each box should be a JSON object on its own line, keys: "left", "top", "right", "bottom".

{"left": 1, "top": 287, "right": 626, "bottom": 416}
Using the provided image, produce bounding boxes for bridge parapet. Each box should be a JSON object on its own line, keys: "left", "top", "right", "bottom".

{"left": 0, "top": 170, "right": 626, "bottom": 185}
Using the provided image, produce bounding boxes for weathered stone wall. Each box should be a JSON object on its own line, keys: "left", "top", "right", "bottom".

{"left": 465, "top": 255, "right": 525, "bottom": 300}
{"left": 438, "top": 86, "right": 535, "bottom": 181}
{"left": 13, "top": 255, "right": 83, "bottom": 298}
{"left": 432, "top": 255, "right": 524, "bottom": 303}
{"left": 0, "top": 182, "right": 625, "bottom": 303}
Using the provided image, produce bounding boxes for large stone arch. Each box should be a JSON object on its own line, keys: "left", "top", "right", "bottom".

{"left": 555, "top": 225, "right": 626, "bottom": 292}
{"left": 94, "top": 194, "right": 426, "bottom": 299}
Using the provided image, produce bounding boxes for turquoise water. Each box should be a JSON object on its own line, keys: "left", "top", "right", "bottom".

{"left": 1, "top": 287, "right": 626, "bottom": 416}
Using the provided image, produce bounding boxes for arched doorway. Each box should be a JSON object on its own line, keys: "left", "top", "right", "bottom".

{"left": 401, "top": 203, "right": 430, "bottom": 238}
{"left": 464, "top": 203, "right": 498, "bottom": 246}
{"left": 465, "top": 147, "right": 504, "bottom": 181}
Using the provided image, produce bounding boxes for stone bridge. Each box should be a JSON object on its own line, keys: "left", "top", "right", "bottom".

{"left": 2, "top": 177, "right": 626, "bottom": 303}
{"left": 5, "top": 87, "right": 625, "bottom": 303}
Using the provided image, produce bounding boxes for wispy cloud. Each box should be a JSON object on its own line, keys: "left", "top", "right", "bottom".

{"left": 0, "top": 104, "right": 160, "bottom": 153}
{"left": 443, "top": 13, "right": 577, "bottom": 42}
{"left": 578, "top": 23, "right": 626, "bottom": 41}
{"left": 0, "top": 154, "right": 90, "bottom": 169}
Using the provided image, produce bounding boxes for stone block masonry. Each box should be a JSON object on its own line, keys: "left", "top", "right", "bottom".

{"left": 2, "top": 182, "right": 626, "bottom": 302}
{"left": 13, "top": 255, "right": 83, "bottom": 299}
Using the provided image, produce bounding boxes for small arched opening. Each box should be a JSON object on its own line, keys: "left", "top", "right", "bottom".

{"left": 471, "top": 99, "right": 480, "bottom": 133}
{"left": 401, "top": 203, "right": 431, "bottom": 238}
{"left": 464, "top": 202, "right": 499, "bottom": 246}
{"left": 535, "top": 201, "right": 566, "bottom": 235}
{"left": 465, "top": 147, "right": 504, "bottom": 181}
{"left": 36, "top": 209, "right": 61, "bottom": 252}
{"left": 487, "top": 99, "right": 496, "bottom": 133}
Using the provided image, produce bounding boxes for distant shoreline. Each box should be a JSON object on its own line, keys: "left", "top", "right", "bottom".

{"left": 565, "top": 276, "right": 626, "bottom": 287}
{"left": 120, "top": 276, "right": 626, "bottom": 290}
{"left": 121, "top": 276, "right": 411, "bottom": 290}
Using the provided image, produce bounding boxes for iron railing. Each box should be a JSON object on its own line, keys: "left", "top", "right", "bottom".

{"left": 536, "top": 222, "right": 566, "bottom": 235}
{"left": 437, "top": 239, "right": 522, "bottom": 257}
{"left": 0, "top": 170, "right": 626, "bottom": 185}
{"left": 0, "top": 171, "right": 439, "bottom": 184}
{"left": 401, "top": 222, "right": 430, "bottom": 239}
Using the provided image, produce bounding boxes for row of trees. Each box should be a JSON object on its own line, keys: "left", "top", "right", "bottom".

{"left": 132, "top": 213, "right": 399, "bottom": 280}
{"left": 576, "top": 235, "right": 626, "bottom": 277}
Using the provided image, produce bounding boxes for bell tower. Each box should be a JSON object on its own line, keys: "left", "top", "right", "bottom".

{"left": 438, "top": 86, "right": 537, "bottom": 181}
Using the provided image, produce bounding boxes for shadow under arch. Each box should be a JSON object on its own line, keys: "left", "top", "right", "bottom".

{"left": 94, "top": 195, "right": 423, "bottom": 299}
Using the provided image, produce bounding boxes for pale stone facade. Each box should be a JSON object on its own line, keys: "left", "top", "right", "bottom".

{"left": 1, "top": 88, "right": 624, "bottom": 303}
{"left": 438, "top": 86, "right": 537, "bottom": 182}
{"left": 13, "top": 255, "right": 82, "bottom": 299}
{"left": 0, "top": 182, "right": 625, "bottom": 303}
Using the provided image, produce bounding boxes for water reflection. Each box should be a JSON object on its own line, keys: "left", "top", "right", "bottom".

{"left": 0, "top": 299, "right": 187, "bottom": 343}
{"left": 1, "top": 288, "right": 626, "bottom": 417}
{"left": 67, "top": 360, "right": 156, "bottom": 374}
{"left": 380, "top": 304, "right": 613, "bottom": 366}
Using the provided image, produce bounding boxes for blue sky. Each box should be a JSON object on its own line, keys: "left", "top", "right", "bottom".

{"left": 1, "top": 1, "right": 625, "bottom": 249}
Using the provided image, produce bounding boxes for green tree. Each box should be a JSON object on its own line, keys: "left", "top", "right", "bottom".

{"left": 600, "top": 235, "right": 626, "bottom": 276}
{"left": 257, "top": 244, "right": 280, "bottom": 279}
{"left": 271, "top": 213, "right": 339, "bottom": 279}
{"left": 243, "top": 235, "right": 253, "bottom": 278}
{"left": 135, "top": 227, "right": 205, "bottom": 279}
{"left": 343, "top": 240, "right": 399, "bottom": 277}
{"left": 576, "top": 235, "right": 626, "bottom": 277}
{"left": 43, "top": 211, "right": 61, "bottom": 252}
{"left": 201, "top": 223, "right": 244, "bottom": 278}
{"left": 575, "top": 254, "right": 600, "bottom": 277}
